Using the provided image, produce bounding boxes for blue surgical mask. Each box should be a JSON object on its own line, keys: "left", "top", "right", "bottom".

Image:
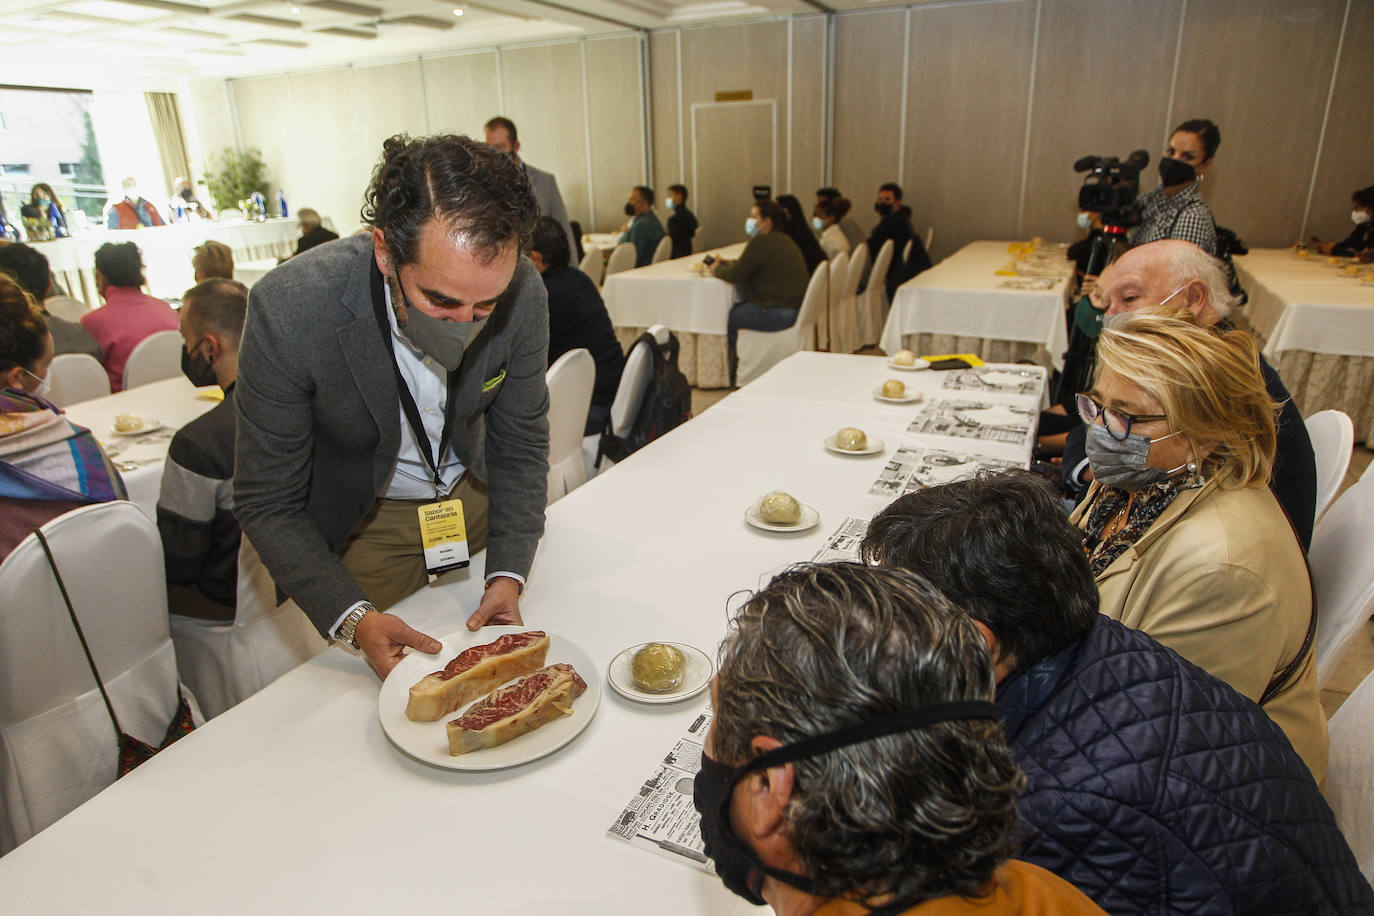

{"left": 666, "top": 198, "right": 675, "bottom": 211}
{"left": 744, "top": 217, "right": 759, "bottom": 238}
{"left": 812, "top": 217, "right": 824, "bottom": 232}
{"left": 1077, "top": 212, "right": 1093, "bottom": 230}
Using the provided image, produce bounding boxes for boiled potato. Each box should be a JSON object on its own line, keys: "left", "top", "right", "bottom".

{"left": 836, "top": 427, "right": 868, "bottom": 451}
{"left": 759, "top": 491, "right": 802, "bottom": 525}
{"left": 880, "top": 379, "right": 906, "bottom": 399}
{"left": 892, "top": 349, "right": 917, "bottom": 366}
{"left": 632, "top": 643, "right": 687, "bottom": 693}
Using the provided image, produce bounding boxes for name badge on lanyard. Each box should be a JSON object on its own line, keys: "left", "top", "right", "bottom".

{"left": 418, "top": 499, "right": 470, "bottom": 575}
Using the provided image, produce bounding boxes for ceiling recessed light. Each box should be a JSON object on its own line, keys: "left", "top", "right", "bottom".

{"left": 452, "top": 8, "right": 463, "bottom": 15}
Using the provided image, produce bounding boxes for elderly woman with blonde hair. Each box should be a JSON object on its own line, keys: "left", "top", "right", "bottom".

{"left": 1069, "top": 306, "right": 1326, "bottom": 783}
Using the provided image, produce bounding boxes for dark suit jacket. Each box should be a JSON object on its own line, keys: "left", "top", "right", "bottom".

{"left": 234, "top": 234, "right": 550, "bottom": 633}
{"left": 867, "top": 205, "right": 915, "bottom": 299}
{"left": 295, "top": 226, "right": 339, "bottom": 256}
{"left": 667, "top": 206, "right": 698, "bottom": 259}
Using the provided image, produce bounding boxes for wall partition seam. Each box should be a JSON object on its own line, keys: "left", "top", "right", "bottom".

{"left": 580, "top": 38, "right": 597, "bottom": 232}
{"left": 494, "top": 46, "right": 505, "bottom": 114}
{"left": 1163, "top": 0, "right": 1186, "bottom": 139}
{"left": 1300, "top": 0, "right": 1351, "bottom": 240}
{"left": 786, "top": 16, "right": 794, "bottom": 194}
{"left": 417, "top": 58, "right": 431, "bottom": 133}
{"left": 823, "top": 12, "right": 835, "bottom": 186}
{"left": 640, "top": 30, "right": 653, "bottom": 187}
{"left": 897, "top": 6, "right": 911, "bottom": 188}
{"left": 1014, "top": 0, "right": 1042, "bottom": 238}
{"left": 676, "top": 29, "right": 686, "bottom": 182}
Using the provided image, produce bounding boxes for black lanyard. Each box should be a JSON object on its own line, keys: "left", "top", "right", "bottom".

{"left": 370, "top": 261, "right": 460, "bottom": 497}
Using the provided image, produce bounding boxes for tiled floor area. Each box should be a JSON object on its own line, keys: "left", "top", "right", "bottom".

{"left": 689, "top": 380, "right": 1374, "bottom": 721}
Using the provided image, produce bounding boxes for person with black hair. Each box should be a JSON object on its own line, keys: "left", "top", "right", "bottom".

{"left": 812, "top": 197, "right": 851, "bottom": 260}
{"left": 235, "top": 134, "right": 550, "bottom": 679}
{"left": 528, "top": 216, "right": 623, "bottom": 435}
{"left": 867, "top": 181, "right": 915, "bottom": 299}
{"left": 815, "top": 186, "right": 865, "bottom": 250}
{"left": 617, "top": 185, "right": 665, "bottom": 267}
{"left": 862, "top": 469, "right": 1374, "bottom": 915}
{"left": 665, "top": 183, "right": 697, "bottom": 259}
{"left": 0, "top": 242, "right": 99, "bottom": 359}
{"left": 1129, "top": 118, "right": 1221, "bottom": 255}
{"left": 79, "top": 241, "right": 178, "bottom": 391}
{"left": 1314, "top": 185, "right": 1374, "bottom": 259}
{"left": 775, "top": 194, "right": 827, "bottom": 276}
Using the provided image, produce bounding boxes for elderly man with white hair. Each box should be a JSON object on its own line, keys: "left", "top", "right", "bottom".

{"left": 1062, "top": 239, "right": 1317, "bottom": 548}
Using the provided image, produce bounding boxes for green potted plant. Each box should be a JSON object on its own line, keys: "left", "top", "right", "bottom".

{"left": 205, "top": 148, "right": 271, "bottom": 215}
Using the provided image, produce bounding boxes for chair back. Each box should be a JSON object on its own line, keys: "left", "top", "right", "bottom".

{"left": 1306, "top": 409, "right": 1353, "bottom": 521}
{"left": 609, "top": 324, "right": 668, "bottom": 438}
{"left": 578, "top": 245, "right": 605, "bottom": 288}
{"left": 868, "top": 239, "right": 894, "bottom": 295}
{"left": 827, "top": 251, "right": 848, "bottom": 313}
{"left": 924, "top": 226, "right": 935, "bottom": 251}
{"left": 795, "top": 261, "right": 830, "bottom": 352}
{"left": 844, "top": 244, "right": 868, "bottom": 299}
{"left": 1310, "top": 461, "right": 1374, "bottom": 687}
{"left": 46, "top": 353, "right": 110, "bottom": 407}
{"left": 651, "top": 235, "right": 673, "bottom": 264}
{"left": 545, "top": 348, "right": 596, "bottom": 504}
{"left": 606, "top": 242, "right": 637, "bottom": 276}
{"left": 902, "top": 238, "right": 913, "bottom": 263}
{"left": 122, "top": 330, "right": 183, "bottom": 390}
{"left": 1326, "top": 666, "right": 1374, "bottom": 883}
{"left": 0, "top": 501, "right": 182, "bottom": 852}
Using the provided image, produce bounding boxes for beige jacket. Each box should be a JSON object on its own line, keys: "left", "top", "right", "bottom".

{"left": 1071, "top": 478, "right": 1327, "bottom": 783}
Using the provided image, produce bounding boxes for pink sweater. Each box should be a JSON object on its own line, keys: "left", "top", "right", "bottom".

{"left": 79, "top": 286, "right": 179, "bottom": 392}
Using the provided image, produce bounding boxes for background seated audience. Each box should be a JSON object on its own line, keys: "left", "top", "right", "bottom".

{"left": 192, "top": 240, "right": 235, "bottom": 282}
{"left": 665, "top": 183, "right": 697, "bottom": 259}
{"left": 867, "top": 181, "right": 915, "bottom": 298}
{"left": 0, "top": 243, "right": 100, "bottom": 360}
{"left": 862, "top": 470, "right": 1374, "bottom": 914}
{"left": 1314, "top": 184, "right": 1374, "bottom": 259}
{"left": 1070, "top": 306, "right": 1326, "bottom": 780}
{"left": 813, "top": 197, "right": 851, "bottom": 260}
{"left": 528, "top": 216, "right": 625, "bottom": 435}
{"left": 157, "top": 279, "right": 249, "bottom": 622}
{"left": 816, "top": 186, "right": 866, "bottom": 250}
{"left": 775, "top": 194, "right": 827, "bottom": 276}
{"left": 700, "top": 561, "right": 1107, "bottom": 915}
{"left": 0, "top": 275, "right": 125, "bottom": 561}
{"left": 293, "top": 207, "right": 339, "bottom": 256}
{"left": 80, "top": 241, "right": 179, "bottom": 392}
{"left": 618, "top": 185, "right": 665, "bottom": 267}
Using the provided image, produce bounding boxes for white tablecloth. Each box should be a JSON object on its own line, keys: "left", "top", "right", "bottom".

{"left": 602, "top": 243, "right": 747, "bottom": 336}
{"left": 1234, "top": 249, "right": 1374, "bottom": 360}
{"left": 583, "top": 232, "right": 622, "bottom": 253}
{"left": 880, "top": 240, "right": 1073, "bottom": 370}
{"left": 31, "top": 219, "right": 299, "bottom": 308}
{"left": 62, "top": 376, "right": 219, "bottom": 520}
{"left": 0, "top": 353, "right": 1042, "bottom": 913}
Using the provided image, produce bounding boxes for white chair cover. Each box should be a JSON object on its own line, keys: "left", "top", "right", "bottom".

{"left": 168, "top": 535, "right": 325, "bottom": 720}
{"left": 1306, "top": 409, "right": 1353, "bottom": 522}
{"left": 578, "top": 245, "right": 604, "bottom": 288}
{"left": 858, "top": 239, "right": 894, "bottom": 347}
{"left": 902, "top": 238, "right": 913, "bottom": 264}
{"left": 605, "top": 242, "right": 638, "bottom": 277}
{"left": 1326, "top": 666, "right": 1374, "bottom": 883}
{"left": 1310, "top": 461, "right": 1374, "bottom": 687}
{"left": 650, "top": 235, "right": 673, "bottom": 264}
{"left": 122, "top": 329, "right": 184, "bottom": 391}
{"left": 546, "top": 348, "right": 596, "bottom": 504}
{"left": 46, "top": 353, "right": 110, "bottom": 407}
{"left": 833, "top": 245, "right": 867, "bottom": 354}
{"left": 584, "top": 325, "right": 668, "bottom": 475}
{"left": 736, "top": 262, "right": 829, "bottom": 387}
{"left": 825, "top": 251, "right": 848, "bottom": 353}
{"left": 0, "top": 502, "right": 184, "bottom": 854}
{"left": 925, "top": 226, "right": 935, "bottom": 251}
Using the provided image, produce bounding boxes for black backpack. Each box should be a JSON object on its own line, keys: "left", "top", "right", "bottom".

{"left": 1213, "top": 223, "right": 1249, "bottom": 306}
{"left": 597, "top": 331, "right": 692, "bottom": 466}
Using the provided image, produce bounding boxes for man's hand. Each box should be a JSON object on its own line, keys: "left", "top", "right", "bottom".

{"left": 354, "top": 611, "right": 441, "bottom": 680}
{"left": 468, "top": 577, "right": 523, "bottom": 630}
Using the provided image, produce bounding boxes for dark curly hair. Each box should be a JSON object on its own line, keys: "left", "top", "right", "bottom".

{"left": 0, "top": 242, "right": 51, "bottom": 298}
{"left": 0, "top": 273, "right": 48, "bottom": 375}
{"left": 360, "top": 134, "right": 538, "bottom": 266}
{"left": 94, "top": 241, "right": 144, "bottom": 288}
{"left": 713, "top": 562, "right": 1024, "bottom": 908}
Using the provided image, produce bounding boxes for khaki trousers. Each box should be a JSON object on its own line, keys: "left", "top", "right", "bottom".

{"left": 338, "top": 474, "right": 489, "bottom": 611}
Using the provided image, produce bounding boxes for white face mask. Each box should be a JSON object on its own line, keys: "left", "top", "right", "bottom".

{"left": 812, "top": 217, "right": 824, "bottom": 232}
{"left": 666, "top": 198, "right": 675, "bottom": 211}
{"left": 24, "top": 367, "right": 51, "bottom": 400}
{"left": 1353, "top": 209, "right": 1371, "bottom": 225}
{"left": 1077, "top": 212, "right": 1094, "bottom": 230}
{"left": 124, "top": 186, "right": 140, "bottom": 202}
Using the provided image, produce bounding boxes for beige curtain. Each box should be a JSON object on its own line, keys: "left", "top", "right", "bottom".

{"left": 145, "top": 92, "right": 192, "bottom": 197}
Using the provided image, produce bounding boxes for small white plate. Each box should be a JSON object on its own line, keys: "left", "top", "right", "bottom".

{"left": 824, "top": 434, "right": 885, "bottom": 456}
{"left": 109, "top": 417, "right": 165, "bottom": 437}
{"left": 886, "top": 358, "right": 930, "bottom": 371}
{"left": 745, "top": 502, "right": 820, "bottom": 533}
{"left": 873, "top": 387, "right": 924, "bottom": 404}
{"left": 607, "top": 643, "right": 714, "bottom": 705}
{"left": 378, "top": 626, "right": 601, "bottom": 771}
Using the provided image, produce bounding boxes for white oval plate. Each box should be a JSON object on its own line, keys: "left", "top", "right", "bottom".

{"left": 607, "top": 643, "right": 714, "bottom": 705}
{"left": 886, "top": 358, "right": 930, "bottom": 371}
{"left": 873, "top": 387, "right": 924, "bottom": 404}
{"left": 378, "top": 626, "right": 600, "bottom": 771}
{"left": 744, "top": 502, "right": 820, "bottom": 533}
{"left": 109, "top": 417, "right": 166, "bottom": 436}
{"left": 824, "top": 434, "right": 885, "bottom": 456}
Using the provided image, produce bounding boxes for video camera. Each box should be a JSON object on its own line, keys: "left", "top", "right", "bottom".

{"left": 1074, "top": 150, "right": 1149, "bottom": 223}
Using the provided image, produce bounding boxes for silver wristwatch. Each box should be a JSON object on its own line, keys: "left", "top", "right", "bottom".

{"left": 333, "top": 603, "right": 376, "bottom": 650}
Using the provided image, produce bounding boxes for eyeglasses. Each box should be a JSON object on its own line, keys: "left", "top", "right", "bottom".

{"left": 1076, "top": 392, "right": 1169, "bottom": 441}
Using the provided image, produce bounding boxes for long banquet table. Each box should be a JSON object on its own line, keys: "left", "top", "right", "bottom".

{"left": 1233, "top": 248, "right": 1374, "bottom": 442}
{"left": 0, "top": 353, "right": 1044, "bottom": 913}
{"left": 879, "top": 240, "right": 1074, "bottom": 370}
{"left": 602, "top": 242, "right": 747, "bottom": 389}
{"left": 62, "top": 376, "right": 219, "bottom": 519}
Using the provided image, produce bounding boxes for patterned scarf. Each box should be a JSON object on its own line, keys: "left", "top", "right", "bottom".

{"left": 0, "top": 387, "right": 123, "bottom": 503}
{"left": 1083, "top": 478, "right": 1189, "bottom": 577}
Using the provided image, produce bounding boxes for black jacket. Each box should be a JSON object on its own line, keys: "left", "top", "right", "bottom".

{"left": 1331, "top": 221, "right": 1373, "bottom": 257}
{"left": 667, "top": 205, "right": 698, "bottom": 260}
{"left": 295, "top": 225, "right": 339, "bottom": 256}
{"left": 866, "top": 205, "right": 915, "bottom": 298}
{"left": 542, "top": 265, "right": 624, "bottom": 411}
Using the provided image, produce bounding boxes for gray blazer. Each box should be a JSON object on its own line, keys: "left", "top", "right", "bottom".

{"left": 524, "top": 161, "right": 576, "bottom": 255}
{"left": 234, "top": 234, "right": 550, "bottom": 634}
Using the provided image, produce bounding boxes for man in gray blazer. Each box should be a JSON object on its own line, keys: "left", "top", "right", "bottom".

{"left": 485, "top": 116, "right": 576, "bottom": 256}
{"left": 234, "top": 135, "right": 550, "bottom": 678}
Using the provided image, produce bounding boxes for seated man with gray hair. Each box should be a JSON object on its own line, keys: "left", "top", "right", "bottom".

{"left": 293, "top": 208, "right": 338, "bottom": 257}
{"left": 696, "top": 562, "right": 1106, "bottom": 915}
{"left": 1064, "top": 238, "right": 1316, "bottom": 547}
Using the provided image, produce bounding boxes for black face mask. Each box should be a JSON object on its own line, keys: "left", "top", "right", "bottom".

{"left": 181, "top": 343, "right": 216, "bottom": 388}
{"left": 874, "top": 202, "right": 894, "bottom": 217}
{"left": 693, "top": 699, "right": 1000, "bottom": 906}
{"left": 1158, "top": 157, "right": 1196, "bottom": 187}
{"left": 623, "top": 202, "right": 636, "bottom": 217}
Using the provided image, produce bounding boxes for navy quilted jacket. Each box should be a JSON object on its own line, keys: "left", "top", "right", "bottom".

{"left": 998, "top": 615, "right": 1374, "bottom": 915}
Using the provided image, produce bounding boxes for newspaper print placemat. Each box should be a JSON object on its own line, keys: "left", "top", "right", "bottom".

{"left": 870, "top": 446, "right": 1019, "bottom": 499}
{"left": 607, "top": 704, "right": 715, "bottom": 873}
{"left": 812, "top": 517, "right": 869, "bottom": 563}
{"left": 997, "top": 277, "right": 1059, "bottom": 291}
{"left": 906, "top": 399, "right": 1036, "bottom": 445}
{"left": 941, "top": 366, "right": 1044, "bottom": 397}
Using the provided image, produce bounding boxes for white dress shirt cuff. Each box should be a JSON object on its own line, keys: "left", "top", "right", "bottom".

{"left": 486, "top": 572, "right": 526, "bottom": 588}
